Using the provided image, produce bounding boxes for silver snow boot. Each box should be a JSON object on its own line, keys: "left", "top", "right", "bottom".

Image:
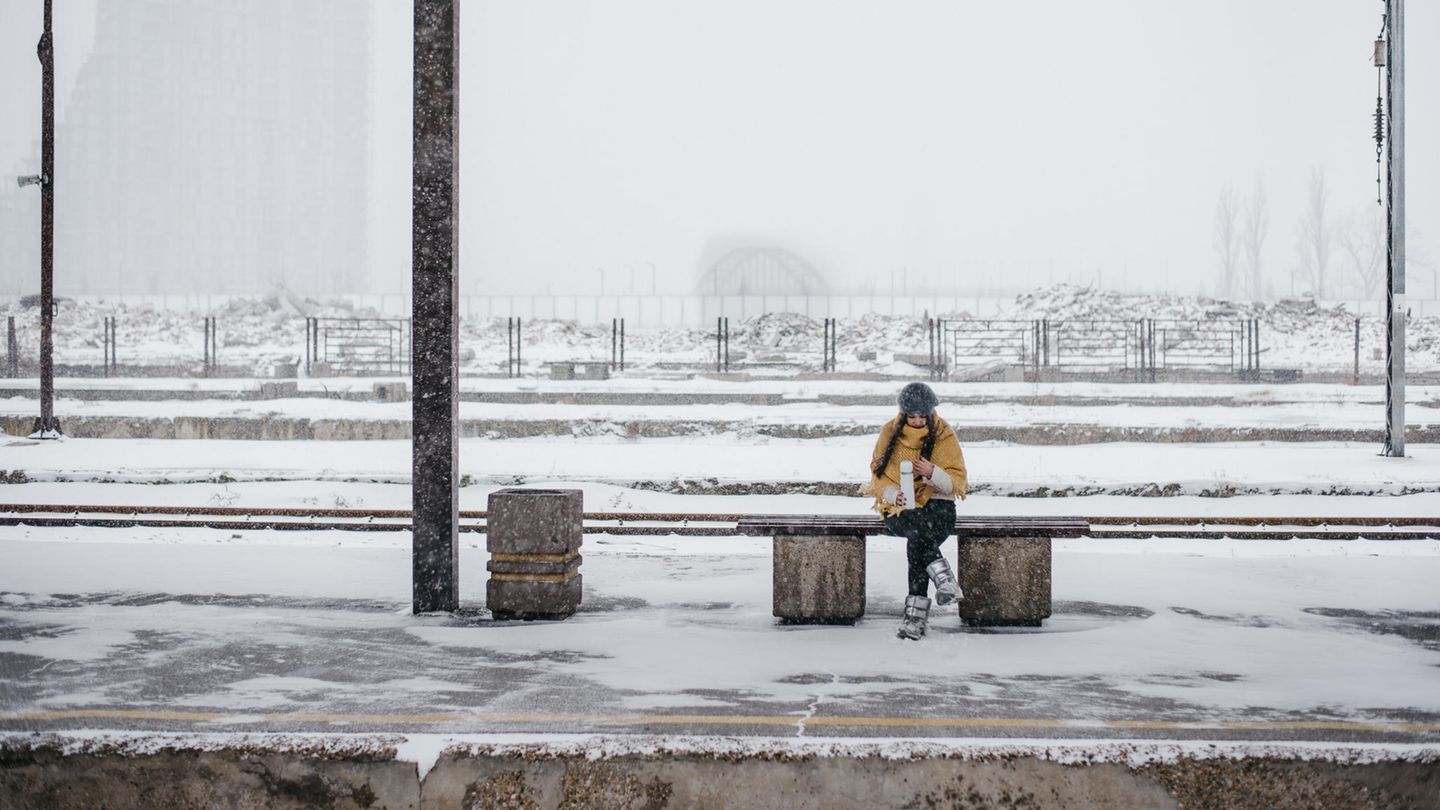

{"left": 926, "top": 558, "right": 962, "bottom": 606}
{"left": 897, "top": 595, "right": 931, "bottom": 640}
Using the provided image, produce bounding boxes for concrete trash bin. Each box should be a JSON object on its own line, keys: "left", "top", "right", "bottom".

{"left": 956, "top": 536, "right": 1052, "bottom": 627}
{"left": 486, "top": 488, "right": 583, "bottom": 620}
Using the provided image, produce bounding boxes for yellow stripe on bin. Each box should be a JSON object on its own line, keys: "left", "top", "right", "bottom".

{"left": 489, "top": 551, "right": 579, "bottom": 564}
{"left": 488, "top": 571, "right": 578, "bottom": 584}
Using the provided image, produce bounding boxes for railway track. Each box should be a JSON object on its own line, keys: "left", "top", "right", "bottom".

{"left": 1, "top": 504, "right": 1439, "bottom": 540}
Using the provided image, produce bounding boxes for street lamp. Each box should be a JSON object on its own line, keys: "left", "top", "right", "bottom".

{"left": 21, "top": 0, "right": 61, "bottom": 438}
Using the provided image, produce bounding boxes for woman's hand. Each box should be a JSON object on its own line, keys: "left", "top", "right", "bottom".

{"left": 913, "top": 458, "right": 935, "bottom": 477}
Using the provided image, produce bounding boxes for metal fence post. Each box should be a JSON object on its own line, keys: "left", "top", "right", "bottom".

{"left": 506, "top": 316, "right": 522, "bottom": 377}
{"left": 619, "top": 317, "right": 625, "bottom": 371}
{"left": 938, "top": 319, "right": 947, "bottom": 381}
{"left": 1354, "top": 317, "right": 1361, "bottom": 385}
{"left": 5, "top": 317, "right": 16, "bottom": 378}
{"left": 927, "top": 318, "right": 935, "bottom": 380}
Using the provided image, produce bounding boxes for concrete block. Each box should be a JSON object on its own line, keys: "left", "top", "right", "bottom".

{"left": 309, "top": 362, "right": 333, "bottom": 377}
{"left": 372, "top": 381, "right": 409, "bottom": 402}
{"left": 772, "top": 534, "right": 866, "bottom": 623}
{"left": 486, "top": 488, "right": 583, "bottom": 555}
{"left": 272, "top": 361, "right": 298, "bottom": 379}
{"left": 956, "top": 536, "right": 1051, "bottom": 626}
{"left": 578, "top": 363, "right": 610, "bottom": 380}
{"left": 258, "top": 381, "right": 299, "bottom": 399}
{"left": 487, "top": 574, "right": 582, "bottom": 620}
{"left": 549, "top": 362, "right": 576, "bottom": 380}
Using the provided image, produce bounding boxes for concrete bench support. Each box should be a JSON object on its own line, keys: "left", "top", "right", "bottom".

{"left": 772, "top": 534, "right": 865, "bottom": 624}
{"left": 486, "top": 488, "right": 583, "bottom": 620}
{"left": 956, "top": 536, "right": 1051, "bottom": 627}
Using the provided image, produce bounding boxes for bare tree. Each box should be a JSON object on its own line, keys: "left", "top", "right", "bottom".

{"left": 1212, "top": 186, "right": 1241, "bottom": 298}
{"left": 1294, "top": 166, "right": 1333, "bottom": 298}
{"left": 1337, "top": 206, "right": 1384, "bottom": 300}
{"left": 1240, "top": 176, "right": 1269, "bottom": 300}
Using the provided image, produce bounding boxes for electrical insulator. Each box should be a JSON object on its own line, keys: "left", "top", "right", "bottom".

{"left": 1373, "top": 38, "right": 1386, "bottom": 67}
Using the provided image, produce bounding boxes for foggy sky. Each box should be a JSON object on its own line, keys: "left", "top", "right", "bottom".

{"left": 4, "top": 1, "right": 1437, "bottom": 300}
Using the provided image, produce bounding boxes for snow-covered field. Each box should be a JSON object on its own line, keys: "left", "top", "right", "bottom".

{"left": 4, "top": 284, "right": 1438, "bottom": 375}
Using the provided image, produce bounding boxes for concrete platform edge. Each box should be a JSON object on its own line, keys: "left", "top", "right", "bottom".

{"left": 3, "top": 733, "right": 1436, "bottom": 809}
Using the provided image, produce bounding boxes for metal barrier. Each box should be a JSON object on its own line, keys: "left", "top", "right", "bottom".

{"left": 306, "top": 317, "right": 411, "bottom": 375}
{"left": 945, "top": 319, "right": 1037, "bottom": 372}
{"left": 1150, "top": 319, "right": 1258, "bottom": 371}
{"left": 945, "top": 318, "right": 1260, "bottom": 378}
{"left": 1048, "top": 319, "right": 1144, "bottom": 371}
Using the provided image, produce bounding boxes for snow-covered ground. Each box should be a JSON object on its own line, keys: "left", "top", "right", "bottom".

{"left": 3, "top": 305, "right": 1439, "bottom": 755}
{"left": 4, "top": 284, "right": 1437, "bottom": 375}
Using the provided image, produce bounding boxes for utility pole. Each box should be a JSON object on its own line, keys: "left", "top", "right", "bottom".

{"left": 30, "top": 0, "right": 61, "bottom": 437}
{"left": 411, "top": 0, "right": 461, "bottom": 613}
{"left": 1382, "top": 0, "right": 1406, "bottom": 457}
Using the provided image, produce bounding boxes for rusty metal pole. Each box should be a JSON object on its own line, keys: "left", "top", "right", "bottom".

{"left": 33, "top": 0, "right": 60, "bottom": 436}
{"left": 411, "top": 0, "right": 461, "bottom": 613}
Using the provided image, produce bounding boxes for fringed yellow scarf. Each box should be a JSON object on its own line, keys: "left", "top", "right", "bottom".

{"left": 860, "top": 414, "right": 968, "bottom": 517}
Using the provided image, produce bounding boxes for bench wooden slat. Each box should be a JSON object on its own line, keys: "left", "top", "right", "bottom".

{"left": 736, "top": 514, "right": 1089, "bottom": 537}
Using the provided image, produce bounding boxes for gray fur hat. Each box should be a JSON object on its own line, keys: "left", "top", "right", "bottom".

{"left": 897, "top": 382, "right": 939, "bottom": 415}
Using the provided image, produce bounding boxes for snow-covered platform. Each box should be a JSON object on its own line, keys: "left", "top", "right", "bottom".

{"left": 2, "top": 516, "right": 1437, "bottom": 744}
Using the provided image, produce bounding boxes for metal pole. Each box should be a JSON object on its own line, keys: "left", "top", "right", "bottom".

{"left": 6, "top": 317, "right": 16, "bottom": 378}
{"left": 411, "top": 0, "right": 461, "bottom": 613}
{"left": 724, "top": 317, "right": 730, "bottom": 372}
{"left": 619, "top": 317, "right": 624, "bottom": 371}
{"left": 716, "top": 317, "right": 722, "bottom": 373}
{"left": 33, "top": 0, "right": 59, "bottom": 436}
{"left": 611, "top": 318, "right": 617, "bottom": 370}
{"left": 1354, "top": 317, "right": 1360, "bottom": 385}
{"left": 1382, "top": 0, "right": 1406, "bottom": 456}
{"left": 928, "top": 318, "right": 935, "bottom": 379}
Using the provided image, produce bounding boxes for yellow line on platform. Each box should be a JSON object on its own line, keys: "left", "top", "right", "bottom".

{"left": 4, "top": 710, "right": 1438, "bottom": 735}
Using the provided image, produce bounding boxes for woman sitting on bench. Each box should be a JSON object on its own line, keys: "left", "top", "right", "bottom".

{"left": 863, "top": 382, "right": 968, "bottom": 640}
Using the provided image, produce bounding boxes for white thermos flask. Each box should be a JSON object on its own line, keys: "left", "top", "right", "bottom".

{"left": 899, "top": 460, "right": 915, "bottom": 510}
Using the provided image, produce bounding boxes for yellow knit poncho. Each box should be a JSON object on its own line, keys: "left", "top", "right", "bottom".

{"left": 861, "top": 414, "right": 968, "bottom": 517}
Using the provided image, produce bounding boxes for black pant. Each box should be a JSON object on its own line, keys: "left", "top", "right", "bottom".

{"left": 883, "top": 498, "right": 956, "bottom": 597}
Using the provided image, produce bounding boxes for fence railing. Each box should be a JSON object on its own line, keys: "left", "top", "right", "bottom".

{"left": 941, "top": 318, "right": 1261, "bottom": 377}
{"left": 0, "top": 311, "right": 1306, "bottom": 381}
{"left": 305, "top": 317, "right": 411, "bottom": 376}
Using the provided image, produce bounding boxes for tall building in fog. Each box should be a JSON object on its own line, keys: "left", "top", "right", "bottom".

{"left": 52, "top": 0, "right": 370, "bottom": 296}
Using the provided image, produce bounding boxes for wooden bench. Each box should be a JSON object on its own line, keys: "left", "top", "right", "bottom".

{"left": 735, "top": 515, "right": 1089, "bottom": 626}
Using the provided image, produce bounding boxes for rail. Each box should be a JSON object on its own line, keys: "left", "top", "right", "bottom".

{"left": 2, "top": 505, "right": 1439, "bottom": 540}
